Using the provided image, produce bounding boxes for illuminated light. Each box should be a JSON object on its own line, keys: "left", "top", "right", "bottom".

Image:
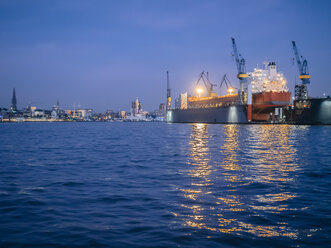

{"left": 166, "top": 110, "right": 172, "bottom": 122}
{"left": 228, "top": 106, "right": 239, "bottom": 123}
{"left": 299, "top": 74, "right": 310, "bottom": 79}
{"left": 237, "top": 73, "right": 249, "bottom": 78}
{"left": 318, "top": 100, "right": 331, "bottom": 123}
{"left": 196, "top": 87, "right": 203, "bottom": 98}
{"left": 189, "top": 215, "right": 204, "bottom": 220}
{"left": 227, "top": 87, "right": 234, "bottom": 95}
{"left": 250, "top": 64, "right": 289, "bottom": 93}
{"left": 256, "top": 193, "right": 296, "bottom": 203}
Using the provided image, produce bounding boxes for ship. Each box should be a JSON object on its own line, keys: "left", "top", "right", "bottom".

{"left": 250, "top": 62, "right": 291, "bottom": 122}
{"left": 166, "top": 39, "right": 331, "bottom": 125}
{"left": 167, "top": 62, "right": 292, "bottom": 124}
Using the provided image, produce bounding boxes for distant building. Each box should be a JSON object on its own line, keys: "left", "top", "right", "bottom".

{"left": 175, "top": 92, "right": 188, "bottom": 109}
{"left": 10, "top": 88, "right": 17, "bottom": 112}
{"left": 51, "top": 99, "right": 61, "bottom": 118}
{"left": 30, "top": 106, "right": 37, "bottom": 112}
{"left": 105, "top": 109, "right": 114, "bottom": 120}
{"left": 128, "top": 97, "right": 149, "bottom": 121}
{"left": 66, "top": 109, "right": 93, "bottom": 119}
{"left": 33, "top": 109, "right": 45, "bottom": 117}
{"left": 77, "top": 109, "right": 92, "bottom": 119}
{"left": 159, "top": 103, "right": 165, "bottom": 112}
{"left": 175, "top": 98, "right": 180, "bottom": 109}
{"left": 150, "top": 103, "right": 166, "bottom": 117}
{"left": 131, "top": 97, "right": 142, "bottom": 116}
{"left": 120, "top": 110, "right": 127, "bottom": 119}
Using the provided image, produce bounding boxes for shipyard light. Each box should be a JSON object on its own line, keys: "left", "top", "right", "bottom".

{"left": 228, "top": 88, "right": 234, "bottom": 95}
{"left": 196, "top": 87, "right": 203, "bottom": 98}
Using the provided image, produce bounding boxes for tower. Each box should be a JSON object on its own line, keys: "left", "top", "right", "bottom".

{"left": 131, "top": 97, "right": 141, "bottom": 116}
{"left": 135, "top": 97, "right": 140, "bottom": 115}
{"left": 11, "top": 88, "right": 17, "bottom": 112}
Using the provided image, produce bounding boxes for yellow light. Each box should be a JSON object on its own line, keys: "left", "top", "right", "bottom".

{"left": 228, "top": 88, "right": 234, "bottom": 95}
{"left": 299, "top": 74, "right": 310, "bottom": 79}
{"left": 196, "top": 87, "right": 203, "bottom": 97}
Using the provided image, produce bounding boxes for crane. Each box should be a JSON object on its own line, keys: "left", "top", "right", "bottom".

{"left": 291, "top": 41, "right": 310, "bottom": 100}
{"left": 219, "top": 74, "right": 235, "bottom": 95}
{"left": 291, "top": 41, "right": 310, "bottom": 84}
{"left": 231, "top": 37, "right": 248, "bottom": 103}
{"left": 196, "top": 71, "right": 217, "bottom": 97}
{"left": 166, "top": 71, "right": 171, "bottom": 110}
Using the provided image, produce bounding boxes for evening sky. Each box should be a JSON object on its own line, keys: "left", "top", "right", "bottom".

{"left": 0, "top": 0, "right": 330, "bottom": 112}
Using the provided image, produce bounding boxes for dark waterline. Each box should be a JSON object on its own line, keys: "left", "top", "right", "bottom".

{"left": 0, "top": 122, "right": 330, "bottom": 247}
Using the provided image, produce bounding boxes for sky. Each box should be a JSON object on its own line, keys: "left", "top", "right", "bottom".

{"left": 0, "top": 0, "right": 330, "bottom": 112}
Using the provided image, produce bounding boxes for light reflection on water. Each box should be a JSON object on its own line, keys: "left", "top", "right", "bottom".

{"left": 176, "top": 124, "right": 305, "bottom": 238}
{"left": 246, "top": 125, "right": 298, "bottom": 184}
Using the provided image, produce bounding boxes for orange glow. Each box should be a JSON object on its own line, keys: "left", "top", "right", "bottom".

{"left": 196, "top": 87, "right": 203, "bottom": 97}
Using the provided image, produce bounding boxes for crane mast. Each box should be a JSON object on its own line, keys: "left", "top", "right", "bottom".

{"left": 231, "top": 38, "right": 248, "bottom": 104}
{"left": 166, "top": 71, "right": 171, "bottom": 110}
{"left": 291, "top": 41, "right": 310, "bottom": 100}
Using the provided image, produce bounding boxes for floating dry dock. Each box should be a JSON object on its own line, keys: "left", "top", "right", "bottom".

{"left": 166, "top": 63, "right": 331, "bottom": 125}
{"left": 166, "top": 38, "right": 331, "bottom": 125}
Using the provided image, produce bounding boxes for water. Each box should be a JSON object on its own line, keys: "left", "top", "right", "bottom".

{"left": 0, "top": 122, "right": 330, "bottom": 247}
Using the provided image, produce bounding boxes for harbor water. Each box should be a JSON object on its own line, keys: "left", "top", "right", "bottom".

{"left": 0, "top": 122, "right": 330, "bottom": 247}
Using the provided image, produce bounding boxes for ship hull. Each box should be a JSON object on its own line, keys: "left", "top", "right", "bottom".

{"left": 294, "top": 98, "right": 331, "bottom": 125}
{"left": 167, "top": 96, "right": 331, "bottom": 125}
{"left": 167, "top": 105, "right": 248, "bottom": 124}
{"left": 252, "top": 91, "right": 291, "bottom": 121}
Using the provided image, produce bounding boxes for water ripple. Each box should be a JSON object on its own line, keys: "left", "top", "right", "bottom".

{"left": 0, "top": 122, "right": 330, "bottom": 247}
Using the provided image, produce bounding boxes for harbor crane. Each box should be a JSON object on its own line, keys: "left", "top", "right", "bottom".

{"left": 220, "top": 74, "right": 235, "bottom": 95}
{"left": 166, "top": 71, "right": 171, "bottom": 110}
{"left": 231, "top": 37, "right": 248, "bottom": 104}
{"left": 291, "top": 41, "right": 310, "bottom": 100}
{"left": 196, "top": 71, "right": 217, "bottom": 97}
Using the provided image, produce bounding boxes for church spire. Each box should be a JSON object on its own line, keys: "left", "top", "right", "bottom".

{"left": 11, "top": 88, "right": 17, "bottom": 111}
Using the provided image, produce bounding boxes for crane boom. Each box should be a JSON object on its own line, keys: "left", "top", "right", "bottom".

{"left": 291, "top": 41, "right": 310, "bottom": 101}
{"left": 231, "top": 38, "right": 241, "bottom": 73}
{"left": 231, "top": 38, "right": 248, "bottom": 79}
{"left": 231, "top": 37, "right": 248, "bottom": 104}
{"left": 196, "top": 71, "right": 217, "bottom": 97}
{"left": 220, "top": 74, "right": 235, "bottom": 95}
{"left": 292, "top": 41, "right": 302, "bottom": 74}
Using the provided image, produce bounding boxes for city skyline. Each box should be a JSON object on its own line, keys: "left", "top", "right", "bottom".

{"left": 2, "top": 87, "right": 154, "bottom": 113}
{"left": 0, "top": 0, "right": 330, "bottom": 112}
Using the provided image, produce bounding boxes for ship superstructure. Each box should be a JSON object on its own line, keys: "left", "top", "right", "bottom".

{"left": 249, "top": 62, "right": 291, "bottom": 121}
{"left": 250, "top": 62, "right": 288, "bottom": 93}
